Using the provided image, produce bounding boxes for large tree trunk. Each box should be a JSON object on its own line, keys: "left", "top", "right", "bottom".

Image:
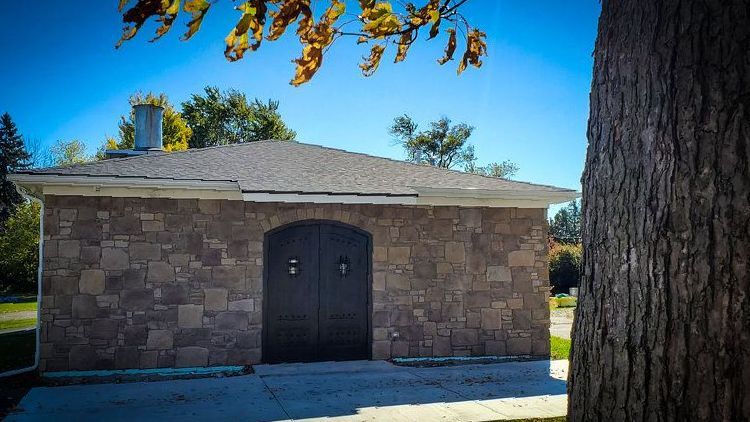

{"left": 569, "top": 1, "right": 750, "bottom": 420}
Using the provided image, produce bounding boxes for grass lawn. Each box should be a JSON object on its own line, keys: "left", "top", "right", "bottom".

{"left": 550, "top": 336, "right": 571, "bottom": 360}
{"left": 0, "top": 302, "right": 38, "bottom": 314}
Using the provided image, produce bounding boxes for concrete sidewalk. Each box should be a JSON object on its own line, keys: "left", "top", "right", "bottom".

{"left": 9, "top": 359, "right": 569, "bottom": 421}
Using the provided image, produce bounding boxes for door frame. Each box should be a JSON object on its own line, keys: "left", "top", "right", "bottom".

{"left": 262, "top": 219, "right": 373, "bottom": 363}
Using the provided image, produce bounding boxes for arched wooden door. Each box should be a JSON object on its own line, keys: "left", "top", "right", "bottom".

{"left": 263, "top": 221, "right": 371, "bottom": 363}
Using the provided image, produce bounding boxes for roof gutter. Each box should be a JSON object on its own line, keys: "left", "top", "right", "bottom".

{"left": 9, "top": 174, "right": 243, "bottom": 201}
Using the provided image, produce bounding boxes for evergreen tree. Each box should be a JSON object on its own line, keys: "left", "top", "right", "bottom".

{"left": 0, "top": 113, "right": 31, "bottom": 228}
{"left": 549, "top": 200, "right": 581, "bottom": 244}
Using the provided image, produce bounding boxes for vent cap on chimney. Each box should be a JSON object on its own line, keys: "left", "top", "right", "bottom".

{"left": 134, "top": 104, "right": 164, "bottom": 151}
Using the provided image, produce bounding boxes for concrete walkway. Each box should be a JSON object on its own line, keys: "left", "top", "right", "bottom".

{"left": 9, "top": 359, "right": 569, "bottom": 421}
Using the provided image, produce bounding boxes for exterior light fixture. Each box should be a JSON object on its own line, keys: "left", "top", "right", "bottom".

{"left": 338, "top": 256, "right": 350, "bottom": 277}
{"left": 288, "top": 257, "right": 300, "bottom": 276}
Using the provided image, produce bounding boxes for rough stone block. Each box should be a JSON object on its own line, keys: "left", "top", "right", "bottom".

{"left": 451, "top": 329, "right": 478, "bottom": 346}
{"left": 69, "top": 345, "right": 97, "bottom": 370}
{"left": 115, "top": 347, "right": 140, "bottom": 369}
{"left": 111, "top": 216, "right": 141, "bottom": 234}
{"left": 175, "top": 347, "right": 209, "bottom": 368}
{"left": 178, "top": 304, "right": 204, "bottom": 328}
{"left": 101, "top": 248, "right": 129, "bottom": 270}
{"left": 72, "top": 295, "right": 98, "bottom": 319}
{"left": 464, "top": 292, "right": 491, "bottom": 309}
{"left": 120, "top": 289, "right": 154, "bottom": 311}
{"left": 433, "top": 336, "right": 453, "bottom": 356}
{"left": 130, "top": 243, "right": 162, "bottom": 261}
{"left": 161, "top": 284, "right": 188, "bottom": 305}
{"left": 79, "top": 270, "right": 105, "bottom": 295}
{"left": 508, "top": 250, "right": 535, "bottom": 267}
{"left": 485, "top": 340, "right": 507, "bottom": 356}
{"left": 90, "top": 318, "right": 119, "bottom": 339}
{"left": 506, "top": 337, "right": 532, "bottom": 355}
{"left": 388, "top": 247, "right": 411, "bottom": 264}
{"left": 142, "top": 220, "right": 165, "bottom": 232}
{"left": 58, "top": 240, "right": 80, "bottom": 258}
{"left": 216, "top": 312, "right": 248, "bottom": 330}
{"left": 140, "top": 351, "right": 158, "bottom": 369}
{"left": 487, "top": 266, "right": 512, "bottom": 282}
{"left": 414, "top": 262, "right": 436, "bottom": 279}
{"left": 445, "top": 242, "right": 465, "bottom": 264}
{"left": 212, "top": 266, "right": 245, "bottom": 290}
{"left": 228, "top": 299, "right": 253, "bottom": 312}
{"left": 51, "top": 276, "right": 78, "bottom": 295}
{"left": 386, "top": 273, "right": 410, "bottom": 290}
{"left": 481, "top": 308, "right": 503, "bottom": 330}
{"left": 147, "top": 261, "right": 175, "bottom": 283}
{"left": 123, "top": 269, "right": 146, "bottom": 289}
{"left": 168, "top": 253, "right": 190, "bottom": 267}
{"left": 459, "top": 209, "right": 482, "bottom": 227}
{"left": 146, "top": 329, "right": 173, "bottom": 350}
{"left": 372, "top": 341, "right": 391, "bottom": 359}
{"left": 80, "top": 246, "right": 101, "bottom": 265}
{"left": 204, "top": 288, "right": 228, "bottom": 311}
{"left": 124, "top": 325, "right": 147, "bottom": 345}
{"left": 512, "top": 309, "right": 532, "bottom": 330}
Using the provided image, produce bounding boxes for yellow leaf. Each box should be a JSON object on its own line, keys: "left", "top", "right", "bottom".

{"left": 458, "top": 28, "right": 487, "bottom": 74}
{"left": 359, "top": 43, "right": 386, "bottom": 76}
{"left": 267, "top": 0, "right": 312, "bottom": 41}
{"left": 182, "top": 0, "right": 212, "bottom": 40}
{"left": 437, "top": 27, "right": 456, "bottom": 65}
{"left": 362, "top": 2, "right": 401, "bottom": 38}
{"left": 394, "top": 31, "right": 412, "bottom": 63}
{"left": 224, "top": 0, "right": 267, "bottom": 61}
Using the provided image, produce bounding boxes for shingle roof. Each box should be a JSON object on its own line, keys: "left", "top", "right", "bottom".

{"left": 17, "top": 141, "right": 575, "bottom": 197}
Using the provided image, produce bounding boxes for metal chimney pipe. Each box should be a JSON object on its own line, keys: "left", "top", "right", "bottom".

{"left": 133, "top": 104, "right": 164, "bottom": 151}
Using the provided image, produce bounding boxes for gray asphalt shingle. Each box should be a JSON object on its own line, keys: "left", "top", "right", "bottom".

{"left": 18, "top": 141, "right": 574, "bottom": 196}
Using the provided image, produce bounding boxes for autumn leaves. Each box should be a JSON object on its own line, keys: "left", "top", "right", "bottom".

{"left": 116, "top": 0, "right": 487, "bottom": 86}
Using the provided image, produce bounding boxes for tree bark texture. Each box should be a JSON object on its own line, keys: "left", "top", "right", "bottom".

{"left": 569, "top": 1, "right": 750, "bottom": 420}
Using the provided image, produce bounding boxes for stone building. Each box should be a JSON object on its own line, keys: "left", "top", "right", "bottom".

{"left": 10, "top": 108, "right": 576, "bottom": 371}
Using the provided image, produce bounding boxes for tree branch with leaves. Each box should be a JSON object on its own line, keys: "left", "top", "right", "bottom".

{"left": 115, "top": 0, "right": 487, "bottom": 85}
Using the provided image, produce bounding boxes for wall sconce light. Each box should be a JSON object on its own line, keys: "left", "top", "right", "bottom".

{"left": 288, "top": 257, "right": 300, "bottom": 276}
{"left": 338, "top": 256, "right": 350, "bottom": 277}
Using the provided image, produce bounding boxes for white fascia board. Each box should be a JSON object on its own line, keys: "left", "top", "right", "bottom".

{"left": 9, "top": 174, "right": 239, "bottom": 191}
{"left": 411, "top": 186, "right": 580, "bottom": 206}
{"left": 242, "top": 192, "right": 418, "bottom": 205}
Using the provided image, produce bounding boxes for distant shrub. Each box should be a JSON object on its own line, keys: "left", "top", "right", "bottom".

{"left": 549, "top": 241, "right": 582, "bottom": 294}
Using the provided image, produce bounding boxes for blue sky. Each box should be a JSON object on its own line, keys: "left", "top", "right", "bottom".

{"left": 0, "top": 1, "right": 599, "bottom": 210}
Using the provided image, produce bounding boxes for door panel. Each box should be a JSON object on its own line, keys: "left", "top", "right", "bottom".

{"left": 264, "top": 222, "right": 370, "bottom": 363}
{"left": 318, "top": 225, "right": 369, "bottom": 361}
{"left": 265, "top": 225, "right": 319, "bottom": 363}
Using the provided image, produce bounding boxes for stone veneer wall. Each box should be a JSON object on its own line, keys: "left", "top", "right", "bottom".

{"left": 39, "top": 195, "right": 550, "bottom": 371}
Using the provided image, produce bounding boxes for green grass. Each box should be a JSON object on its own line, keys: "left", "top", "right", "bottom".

{"left": 0, "top": 302, "right": 37, "bottom": 314}
{"left": 0, "top": 330, "right": 35, "bottom": 372}
{"left": 0, "top": 318, "right": 37, "bottom": 331}
{"left": 550, "top": 336, "right": 571, "bottom": 360}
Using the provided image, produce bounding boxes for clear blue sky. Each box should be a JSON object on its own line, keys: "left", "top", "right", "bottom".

{"left": 0, "top": 1, "right": 599, "bottom": 210}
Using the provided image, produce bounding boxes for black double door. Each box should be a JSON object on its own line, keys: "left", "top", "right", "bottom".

{"left": 264, "top": 222, "right": 370, "bottom": 363}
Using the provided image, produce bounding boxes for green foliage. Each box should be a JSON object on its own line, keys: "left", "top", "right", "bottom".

{"left": 390, "top": 114, "right": 518, "bottom": 177}
{"left": 390, "top": 114, "right": 476, "bottom": 169}
{"left": 181, "top": 86, "right": 296, "bottom": 148}
{"left": 0, "top": 113, "right": 31, "bottom": 227}
{"left": 549, "top": 241, "right": 582, "bottom": 294}
{"left": 0, "top": 201, "right": 40, "bottom": 295}
{"left": 550, "top": 336, "right": 571, "bottom": 360}
{"left": 549, "top": 200, "right": 581, "bottom": 244}
{"left": 50, "top": 140, "right": 91, "bottom": 166}
{"left": 465, "top": 160, "right": 519, "bottom": 179}
{"left": 109, "top": 92, "right": 191, "bottom": 153}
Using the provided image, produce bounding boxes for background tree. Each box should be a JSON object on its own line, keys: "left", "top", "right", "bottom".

{"left": 0, "top": 201, "right": 40, "bottom": 295}
{"left": 390, "top": 114, "right": 476, "bottom": 169}
{"left": 390, "top": 114, "right": 518, "bottom": 177}
{"left": 49, "top": 140, "right": 91, "bottom": 166}
{"left": 548, "top": 241, "right": 582, "bottom": 295}
{"left": 465, "top": 160, "right": 519, "bottom": 179}
{"left": 549, "top": 200, "right": 581, "bottom": 244}
{"left": 569, "top": 1, "right": 749, "bottom": 420}
{"left": 115, "top": 0, "right": 486, "bottom": 86}
{"left": 109, "top": 92, "right": 191, "bottom": 152}
{"left": 181, "top": 86, "right": 295, "bottom": 148}
{"left": 0, "top": 113, "right": 31, "bottom": 228}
